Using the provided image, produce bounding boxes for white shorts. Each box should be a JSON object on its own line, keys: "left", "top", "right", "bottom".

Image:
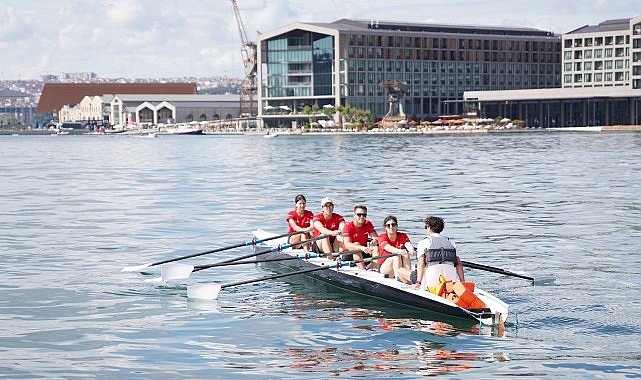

{"left": 422, "top": 263, "right": 459, "bottom": 290}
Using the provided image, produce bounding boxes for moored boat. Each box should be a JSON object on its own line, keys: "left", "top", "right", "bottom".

{"left": 161, "top": 123, "right": 204, "bottom": 135}
{"left": 252, "top": 229, "right": 509, "bottom": 326}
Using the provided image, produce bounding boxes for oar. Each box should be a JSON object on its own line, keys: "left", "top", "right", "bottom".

{"left": 186, "top": 252, "right": 401, "bottom": 300}
{"left": 462, "top": 260, "right": 555, "bottom": 285}
{"left": 159, "top": 234, "right": 332, "bottom": 281}
{"left": 121, "top": 230, "right": 307, "bottom": 272}
{"left": 193, "top": 249, "right": 363, "bottom": 269}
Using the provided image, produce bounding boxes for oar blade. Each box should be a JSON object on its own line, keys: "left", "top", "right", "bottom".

{"left": 161, "top": 263, "right": 195, "bottom": 281}
{"left": 533, "top": 276, "right": 556, "bottom": 285}
{"left": 121, "top": 263, "right": 153, "bottom": 272}
{"left": 187, "top": 284, "right": 222, "bottom": 300}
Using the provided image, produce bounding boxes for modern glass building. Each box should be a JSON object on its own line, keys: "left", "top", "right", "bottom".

{"left": 257, "top": 18, "right": 562, "bottom": 125}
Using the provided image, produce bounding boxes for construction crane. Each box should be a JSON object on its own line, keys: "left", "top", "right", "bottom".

{"left": 230, "top": 0, "right": 257, "bottom": 118}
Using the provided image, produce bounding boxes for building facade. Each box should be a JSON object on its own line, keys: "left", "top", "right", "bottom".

{"left": 257, "top": 19, "right": 562, "bottom": 126}
{"left": 464, "top": 14, "right": 641, "bottom": 127}
{"left": 57, "top": 94, "right": 245, "bottom": 127}
{"left": 109, "top": 94, "right": 242, "bottom": 126}
{"left": 562, "top": 15, "right": 641, "bottom": 90}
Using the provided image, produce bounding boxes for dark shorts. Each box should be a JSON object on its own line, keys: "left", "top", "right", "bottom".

{"left": 410, "top": 269, "right": 418, "bottom": 284}
{"left": 311, "top": 237, "right": 337, "bottom": 254}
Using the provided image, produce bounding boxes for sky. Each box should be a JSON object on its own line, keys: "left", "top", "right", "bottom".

{"left": 1, "top": 0, "right": 641, "bottom": 81}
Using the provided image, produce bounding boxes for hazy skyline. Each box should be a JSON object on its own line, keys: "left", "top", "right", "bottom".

{"left": 1, "top": 0, "right": 640, "bottom": 81}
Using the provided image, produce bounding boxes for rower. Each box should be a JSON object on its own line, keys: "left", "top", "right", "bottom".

{"left": 412, "top": 216, "right": 465, "bottom": 292}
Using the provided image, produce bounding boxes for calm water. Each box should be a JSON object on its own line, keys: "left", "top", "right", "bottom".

{"left": 1, "top": 132, "right": 640, "bottom": 379}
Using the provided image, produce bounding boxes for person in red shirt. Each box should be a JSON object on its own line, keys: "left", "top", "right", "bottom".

{"left": 311, "top": 197, "right": 345, "bottom": 256}
{"left": 286, "top": 194, "right": 314, "bottom": 251}
{"left": 377, "top": 215, "right": 415, "bottom": 283}
{"left": 342, "top": 205, "right": 378, "bottom": 270}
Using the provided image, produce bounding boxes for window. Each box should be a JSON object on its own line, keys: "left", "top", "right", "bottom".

{"left": 605, "top": 48, "right": 613, "bottom": 58}
{"left": 585, "top": 50, "right": 592, "bottom": 58}
{"left": 564, "top": 63, "right": 572, "bottom": 72}
{"left": 564, "top": 74, "right": 572, "bottom": 83}
{"left": 584, "top": 62, "right": 592, "bottom": 70}
{"left": 594, "top": 73, "right": 602, "bottom": 82}
{"left": 594, "top": 49, "right": 603, "bottom": 58}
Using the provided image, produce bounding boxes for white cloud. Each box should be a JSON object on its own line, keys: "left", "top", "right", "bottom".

{"left": 0, "top": 0, "right": 640, "bottom": 79}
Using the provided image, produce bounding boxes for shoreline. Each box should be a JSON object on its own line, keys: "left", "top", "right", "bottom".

{"left": 2, "top": 125, "right": 640, "bottom": 136}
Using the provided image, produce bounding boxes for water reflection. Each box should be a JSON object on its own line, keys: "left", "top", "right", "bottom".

{"left": 282, "top": 323, "right": 509, "bottom": 377}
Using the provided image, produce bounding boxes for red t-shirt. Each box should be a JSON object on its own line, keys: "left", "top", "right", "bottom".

{"left": 286, "top": 210, "right": 314, "bottom": 233}
{"left": 342, "top": 220, "right": 375, "bottom": 249}
{"left": 377, "top": 232, "right": 410, "bottom": 265}
{"left": 312, "top": 212, "right": 345, "bottom": 237}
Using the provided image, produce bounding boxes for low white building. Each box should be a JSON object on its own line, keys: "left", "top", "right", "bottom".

{"left": 58, "top": 95, "right": 110, "bottom": 123}
{"left": 58, "top": 94, "right": 248, "bottom": 126}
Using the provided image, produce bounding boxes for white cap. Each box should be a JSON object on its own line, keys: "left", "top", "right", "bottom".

{"left": 321, "top": 197, "right": 334, "bottom": 206}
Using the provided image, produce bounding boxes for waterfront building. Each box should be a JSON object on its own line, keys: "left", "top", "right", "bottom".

{"left": 108, "top": 94, "right": 243, "bottom": 126}
{"left": 37, "top": 82, "right": 197, "bottom": 123}
{"left": 563, "top": 16, "right": 641, "bottom": 90}
{"left": 56, "top": 93, "right": 245, "bottom": 127}
{"left": 256, "top": 18, "right": 562, "bottom": 127}
{"left": 465, "top": 14, "right": 641, "bottom": 127}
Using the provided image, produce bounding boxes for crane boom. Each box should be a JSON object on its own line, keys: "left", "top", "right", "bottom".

{"left": 230, "top": 0, "right": 257, "bottom": 118}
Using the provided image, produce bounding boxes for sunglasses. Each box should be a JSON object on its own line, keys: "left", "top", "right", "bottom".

{"left": 355, "top": 213, "right": 367, "bottom": 217}
{"left": 385, "top": 223, "right": 397, "bottom": 228}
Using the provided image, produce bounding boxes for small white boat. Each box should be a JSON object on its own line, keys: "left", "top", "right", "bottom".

{"left": 263, "top": 132, "right": 278, "bottom": 138}
{"left": 252, "top": 229, "right": 509, "bottom": 326}
{"left": 139, "top": 132, "right": 157, "bottom": 138}
{"left": 162, "top": 123, "right": 203, "bottom": 135}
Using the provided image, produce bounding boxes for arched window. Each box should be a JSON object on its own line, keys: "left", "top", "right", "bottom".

{"left": 186, "top": 114, "right": 194, "bottom": 122}
{"left": 199, "top": 114, "right": 207, "bottom": 121}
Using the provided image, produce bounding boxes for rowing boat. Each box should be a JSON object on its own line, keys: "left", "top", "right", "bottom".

{"left": 252, "top": 229, "right": 509, "bottom": 326}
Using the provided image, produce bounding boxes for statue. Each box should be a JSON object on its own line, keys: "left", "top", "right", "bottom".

{"left": 381, "top": 81, "right": 407, "bottom": 127}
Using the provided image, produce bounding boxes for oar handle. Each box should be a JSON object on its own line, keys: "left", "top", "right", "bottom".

{"left": 462, "top": 260, "right": 534, "bottom": 281}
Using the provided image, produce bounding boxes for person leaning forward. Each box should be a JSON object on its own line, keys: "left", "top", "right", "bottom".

{"left": 311, "top": 197, "right": 345, "bottom": 257}
{"left": 412, "top": 216, "right": 465, "bottom": 292}
{"left": 342, "top": 204, "right": 379, "bottom": 270}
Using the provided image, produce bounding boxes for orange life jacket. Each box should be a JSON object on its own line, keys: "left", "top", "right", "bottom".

{"left": 434, "top": 275, "right": 487, "bottom": 310}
